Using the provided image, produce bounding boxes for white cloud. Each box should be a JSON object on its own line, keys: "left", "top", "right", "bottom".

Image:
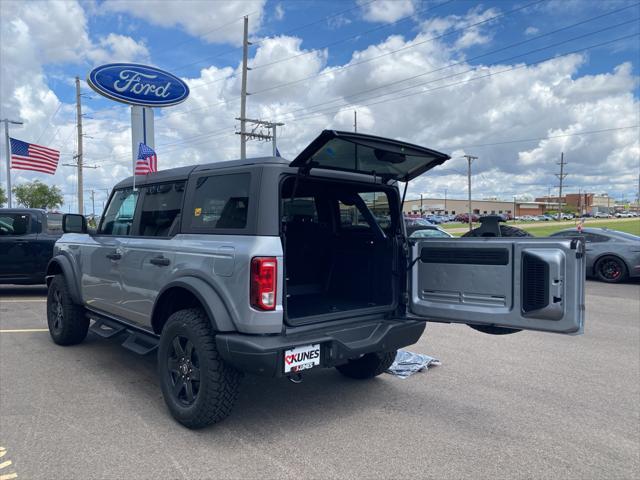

{"left": 102, "top": 0, "right": 268, "bottom": 45}
{"left": 88, "top": 33, "right": 150, "bottom": 64}
{"left": 2, "top": 0, "right": 638, "bottom": 211}
{"left": 358, "top": 0, "right": 416, "bottom": 23}
{"left": 274, "top": 2, "right": 285, "bottom": 21}
{"left": 421, "top": 6, "right": 501, "bottom": 49}
{"left": 525, "top": 26, "right": 539, "bottom": 36}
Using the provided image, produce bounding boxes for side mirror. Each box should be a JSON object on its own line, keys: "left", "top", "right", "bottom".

{"left": 63, "top": 214, "right": 87, "bottom": 234}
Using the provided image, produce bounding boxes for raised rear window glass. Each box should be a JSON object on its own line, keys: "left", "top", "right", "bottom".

{"left": 190, "top": 173, "right": 250, "bottom": 230}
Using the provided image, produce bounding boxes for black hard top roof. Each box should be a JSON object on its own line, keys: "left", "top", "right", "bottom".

{"left": 113, "top": 156, "right": 289, "bottom": 190}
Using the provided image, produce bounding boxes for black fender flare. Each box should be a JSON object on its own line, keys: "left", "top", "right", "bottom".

{"left": 152, "top": 277, "right": 236, "bottom": 333}
{"left": 46, "top": 255, "right": 82, "bottom": 304}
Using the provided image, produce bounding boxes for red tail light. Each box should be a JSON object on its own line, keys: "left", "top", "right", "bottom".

{"left": 250, "top": 257, "right": 277, "bottom": 311}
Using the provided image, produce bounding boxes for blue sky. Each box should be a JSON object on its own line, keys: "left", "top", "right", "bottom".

{"left": 1, "top": 0, "right": 639, "bottom": 211}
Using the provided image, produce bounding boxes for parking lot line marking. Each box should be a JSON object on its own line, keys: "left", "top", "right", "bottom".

{"left": 0, "top": 447, "right": 17, "bottom": 479}
{"left": 0, "top": 300, "right": 46, "bottom": 303}
{"left": 0, "top": 329, "right": 49, "bottom": 333}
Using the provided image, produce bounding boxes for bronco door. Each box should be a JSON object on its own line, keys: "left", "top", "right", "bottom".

{"left": 409, "top": 238, "right": 586, "bottom": 334}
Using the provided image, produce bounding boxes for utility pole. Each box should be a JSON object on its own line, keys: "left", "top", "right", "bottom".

{"left": 90, "top": 189, "right": 95, "bottom": 216}
{"left": 235, "top": 118, "right": 284, "bottom": 156}
{"left": 239, "top": 15, "right": 250, "bottom": 160}
{"left": 513, "top": 196, "right": 517, "bottom": 218}
{"left": 555, "top": 152, "right": 567, "bottom": 220}
{"left": 420, "top": 193, "right": 423, "bottom": 215}
{"left": 353, "top": 110, "right": 357, "bottom": 133}
{"left": 444, "top": 188, "right": 447, "bottom": 212}
{"left": 63, "top": 79, "right": 98, "bottom": 213}
{"left": 75, "top": 76, "right": 84, "bottom": 214}
{"left": 463, "top": 154, "right": 477, "bottom": 231}
{"left": 2, "top": 118, "right": 23, "bottom": 208}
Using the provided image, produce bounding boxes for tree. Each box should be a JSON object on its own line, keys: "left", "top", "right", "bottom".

{"left": 12, "top": 180, "right": 63, "bottom": 209}
{"left": 0, "top": 185, "right": 6, "bottom": 207}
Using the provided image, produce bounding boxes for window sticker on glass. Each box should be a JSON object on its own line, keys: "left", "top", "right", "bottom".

{"left": 194, "top": 207, "right": 202, "bottom": 217}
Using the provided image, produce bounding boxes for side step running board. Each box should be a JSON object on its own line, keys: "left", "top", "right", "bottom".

{"left": 90, "top": 318, "right": 126, "bottom": 338}
{"left": 121, "top": 332, "right": 158, "bottom": 355}
{"left": 87, "top": 313, "right": 159, "bottom": 355}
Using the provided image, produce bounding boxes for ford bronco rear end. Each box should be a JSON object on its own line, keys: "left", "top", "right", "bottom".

{"left": 46, "top": 130, "right": 585, "bottom": 429}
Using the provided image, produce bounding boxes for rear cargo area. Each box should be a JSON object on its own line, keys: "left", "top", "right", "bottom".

{"left": 281, "top": 176, "right": 398, "bottom": 325}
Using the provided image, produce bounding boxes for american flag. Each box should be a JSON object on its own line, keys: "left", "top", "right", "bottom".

{"left": 10, "top": 137, "right": 60, "bottom": 174}
{"left": 135, "top": 142, "right": 157, "bottom": 175}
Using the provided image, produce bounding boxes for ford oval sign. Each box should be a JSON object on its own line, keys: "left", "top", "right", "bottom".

{"left": 87, "top": 63, "right": 189, "bottom": 107}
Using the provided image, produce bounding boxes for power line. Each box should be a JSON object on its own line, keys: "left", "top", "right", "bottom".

{"left": 269, "top": 4, "right": 640, "bottom": 120}
{"left": 280, "top": 32, "right": 639, "bottom": 123}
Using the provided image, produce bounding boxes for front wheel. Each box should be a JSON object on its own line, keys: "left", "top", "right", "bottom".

{"left": 335, "top": 351, "right": 397, "bottom": 379}
{"left": 595, "top": 256, "right": 628, "bottom": 283}
{"left": 46, "top": 275, "right": 89, "bottom": 345}
{"left": 158, "top": 308, "right": 240, "bottom": 429}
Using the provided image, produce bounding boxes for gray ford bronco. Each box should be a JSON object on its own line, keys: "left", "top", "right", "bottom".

{"left": 46, "top": 131, "right": 585, "bottom": 429}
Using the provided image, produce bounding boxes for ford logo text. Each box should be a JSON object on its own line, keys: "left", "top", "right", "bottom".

{"left": 87, "top": 63, "right": 189, "bottom": 107}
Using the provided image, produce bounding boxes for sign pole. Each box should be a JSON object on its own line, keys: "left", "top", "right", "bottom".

{"left": 4, "top": 121, "right": 11, "bottom": 207}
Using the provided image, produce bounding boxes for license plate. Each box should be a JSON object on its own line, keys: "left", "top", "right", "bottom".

{"left": 284, "top": 344, "right": 321, "bottom": 373}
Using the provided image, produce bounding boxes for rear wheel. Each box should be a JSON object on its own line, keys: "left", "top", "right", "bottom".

{"left": 595, "top": 256, "right": 628, "bottom": 283}
{"left": 158, "top": 308, "right": 240, "bottom": 429}
{"left": 46, "top": 275, "right": 89, "bottom": 345}
{"left": 335, "top": 350, "right": 397, "bottom": 379}
{"left": 462, "top": 223, "right": 531, "bottom": 335}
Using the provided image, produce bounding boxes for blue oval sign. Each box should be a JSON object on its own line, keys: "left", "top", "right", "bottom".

{"left": 87, "top": 63, "right": 189, "bottom": 107}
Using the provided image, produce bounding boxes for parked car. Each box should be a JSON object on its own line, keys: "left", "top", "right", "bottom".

{"left": 593, "top": 212, "right": 610, "bottom": 218}
{"left": 404, "top": 216, "right": 433, "bottom": 235}
{"left": 46, "top": 130, "right": 586, "bottom": 429}
{"left": 615, "top": 212, "right": 632, "bottom": 218}
{"left": 407, "top": 224, "right": 454, "bottom": 238}
{"left": 549, "top": 227, "right": 640, "bottom": 283}
{"left": 0, "top": 208, "right": 63, "bottom": 284}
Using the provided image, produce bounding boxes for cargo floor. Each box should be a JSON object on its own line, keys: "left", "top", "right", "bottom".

{"left": 286, "top": 294, "right": 381, "bottom": 319}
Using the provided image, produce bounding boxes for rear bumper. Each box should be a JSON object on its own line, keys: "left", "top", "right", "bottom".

{"left": 216, "top": 319, "right": 426, "bottom": 377}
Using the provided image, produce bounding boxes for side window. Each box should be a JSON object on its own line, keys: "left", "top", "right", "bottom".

{"left": 584, "top": 233, "right": 608, "bottom": 243}
{"left": 138, "top": 181, "right": 185, "bottom": 237}
{"left": 98, "top": 188, "right": 139, "bottom": 235}
{"left": 46, "top": 213, "right": 63, "bottom": 234}
{"left": 189, "top": 173, "right": 250, "bottom": 231}
{"left": 0, "top": 213, "right": 30, "bottom": 236}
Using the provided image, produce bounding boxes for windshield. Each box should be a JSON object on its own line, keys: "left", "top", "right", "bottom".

{"left": 409, "top": 228, "right": 451, "bottom": 238}
{"left": 606, "top": 230, "right": 640, "bottom": 241}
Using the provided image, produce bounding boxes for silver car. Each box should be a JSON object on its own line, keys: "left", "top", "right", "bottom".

{"left": 45, "top": 130, "right": 587, "bottom": 429}
{"left": 550, "top": 227, "right": 640, "bottom": 283}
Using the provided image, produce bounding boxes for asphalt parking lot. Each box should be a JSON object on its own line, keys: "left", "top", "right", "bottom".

{"left": 1, "top": 281, "right": 638, "bottom": 479}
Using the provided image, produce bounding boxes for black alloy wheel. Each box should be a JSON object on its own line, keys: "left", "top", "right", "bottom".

{"left": 166, "top": 335, "right": 201, "bottom": 406}
{"left": 49, "top": 287, "right": 65, "bottom": 336}
{"left": 596, "top": 256, "right": 628, "bottom": 283}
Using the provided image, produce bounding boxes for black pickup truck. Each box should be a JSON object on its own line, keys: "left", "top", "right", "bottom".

{"left": 0, "top": 208, "right": 63, "bottom": 285}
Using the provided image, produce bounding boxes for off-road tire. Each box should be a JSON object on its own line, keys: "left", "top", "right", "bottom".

{"left": 595, "top": 255, "right": 628, "bottom": 284}
{"left": 462, "top": 224, "right": 533, "bottom": 238}
{"left": 462, "top": 224, "right": 530, "bottom": 335}
{"left": 158, "top": 308, "right": 240, "bottom": 429}
{"left": 335, "top": 350, "right": 397, "bottom": 379}
{"left": 46, "top": 274, "right": 89, "bottom": 345}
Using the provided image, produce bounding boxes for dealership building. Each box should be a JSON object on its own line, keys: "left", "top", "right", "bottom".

{"left": 402, "top": 197, "right": 548, "bottom": 217}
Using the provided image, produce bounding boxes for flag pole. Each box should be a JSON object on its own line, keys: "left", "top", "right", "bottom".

{"left": 2, "top": 118, "right": 23, "bottom": 208}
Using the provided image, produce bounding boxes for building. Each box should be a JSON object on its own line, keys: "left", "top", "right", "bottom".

{"left": 535, "top": 193, "right": 612, "bottom": 214}
{"left": 402, "top": 197, "right": 547, "bottom": 217}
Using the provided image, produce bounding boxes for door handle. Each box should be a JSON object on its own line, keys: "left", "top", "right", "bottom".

{"left": 150, "top": 256, "right": 170, "bottom": 266}
{"left": 106, "top": 252, "right": 121, "bottom": 261}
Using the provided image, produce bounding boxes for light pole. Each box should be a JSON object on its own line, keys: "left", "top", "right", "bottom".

{"left": 2, "top": 118, "right": 24, "bottom": 208}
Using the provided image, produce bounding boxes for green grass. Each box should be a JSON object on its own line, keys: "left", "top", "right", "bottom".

{"left": 522, "top": 220, "right": 640, "bottom": 237}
